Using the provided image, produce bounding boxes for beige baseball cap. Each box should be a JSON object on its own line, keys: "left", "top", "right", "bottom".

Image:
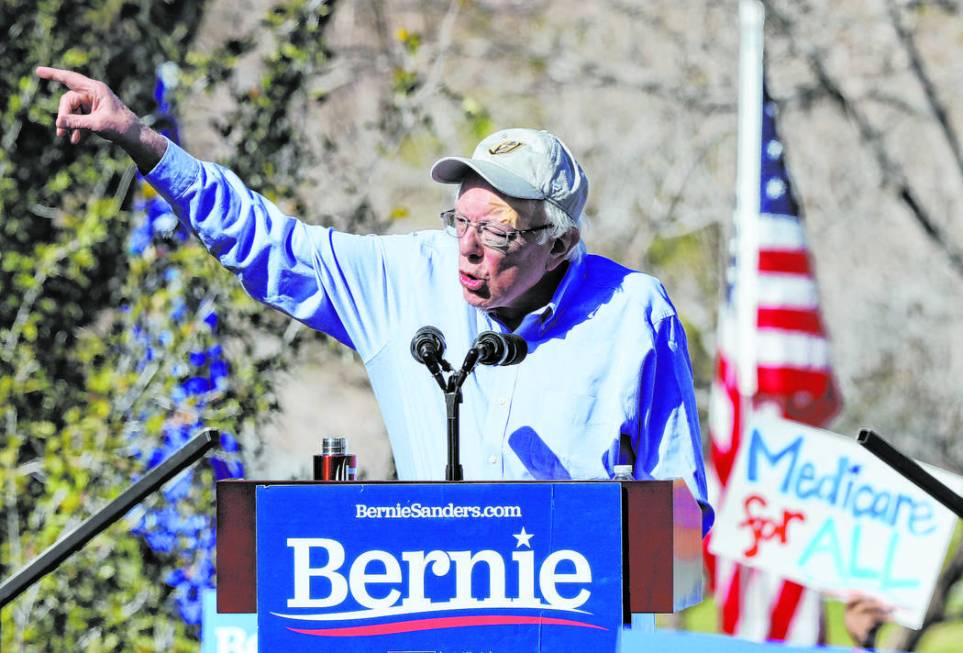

{"left": 430, "top": 128, "right": 589, "bottom": 221}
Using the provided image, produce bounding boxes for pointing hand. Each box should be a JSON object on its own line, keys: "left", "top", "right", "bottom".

{"left": 35, "top": 66, "right": 167, "bottom": 170}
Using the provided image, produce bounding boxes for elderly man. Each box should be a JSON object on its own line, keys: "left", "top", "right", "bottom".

{"left": 37, "top": 66, "right": 712, "bottom": 535}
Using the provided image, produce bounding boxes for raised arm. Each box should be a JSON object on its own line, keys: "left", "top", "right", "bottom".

{"left": 35, "top": 66, "right": 412, "bottom": 361}
{"left": 35, "top": 66, "right": 167, "bottom": 172}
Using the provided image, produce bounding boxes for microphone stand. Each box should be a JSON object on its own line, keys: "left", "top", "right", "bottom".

{"left": 445, "top": 389, "right": 463, "bottom": 481}
{"left": 412, "top": 328, "right": 526, "bottom": 482}
{"left": 443, "top": 348, "right": 481, "bottom": 481}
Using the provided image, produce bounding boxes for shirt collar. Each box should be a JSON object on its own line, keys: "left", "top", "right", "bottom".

{"left": 540, "top": 255, "right": 583, "bottom": 324}
{"left": 490, "top": 255, "right": 585, "bottom": 332}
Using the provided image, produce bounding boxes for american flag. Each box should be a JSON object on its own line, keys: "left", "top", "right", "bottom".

{"left": 707, "top": 86, "right": 843, "bottom": 643}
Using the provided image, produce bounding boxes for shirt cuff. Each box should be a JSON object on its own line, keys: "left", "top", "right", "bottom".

{"left": 143, "top": 136, "right": 201, "bottom": 200}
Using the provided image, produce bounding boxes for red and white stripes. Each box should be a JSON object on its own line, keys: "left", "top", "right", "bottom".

{"left": 708, "top": 211, "right": 841, "bottom": 644}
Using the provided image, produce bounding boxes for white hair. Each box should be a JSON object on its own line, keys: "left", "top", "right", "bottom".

{"left": 538, "top": 200, "right": 586, "bottom": 263}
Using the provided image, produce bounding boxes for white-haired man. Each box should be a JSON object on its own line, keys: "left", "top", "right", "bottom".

{"left": 36, "top": 66, "right": 713, "bottom": 537}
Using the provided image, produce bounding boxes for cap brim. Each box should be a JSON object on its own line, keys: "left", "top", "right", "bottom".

{"left": 430, "top": 157, "right": 544, "bottom": 200}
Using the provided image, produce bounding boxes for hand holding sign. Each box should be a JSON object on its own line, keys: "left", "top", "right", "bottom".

{"left": 844, "top": 595, "right": 892, "bottom": 648}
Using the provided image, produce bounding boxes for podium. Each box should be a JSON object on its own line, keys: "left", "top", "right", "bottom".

{"left": 216, "top": 479, "right": 702, "bottom": 652}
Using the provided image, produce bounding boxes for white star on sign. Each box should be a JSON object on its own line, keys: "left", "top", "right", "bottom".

{"left": 513, "top": 526, "right": 534, "bottom": 548}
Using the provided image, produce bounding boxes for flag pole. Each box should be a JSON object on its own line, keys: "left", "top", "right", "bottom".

{"left": 735, "top": 0, "right": 764, "bottom": 400}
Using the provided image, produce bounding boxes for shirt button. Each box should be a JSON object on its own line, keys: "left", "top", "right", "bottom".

{"left": 488, "top": 455, "right": 498, "bottom": 465}
{"left": 497, "top": 396, "right": 508, "bottom": 406}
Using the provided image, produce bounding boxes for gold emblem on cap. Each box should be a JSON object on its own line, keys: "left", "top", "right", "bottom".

{"left": 488, "top": 140, "right": 523, "bottom": 155}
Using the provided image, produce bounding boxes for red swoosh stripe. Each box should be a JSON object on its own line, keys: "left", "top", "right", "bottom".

{"left": 288, "top": 615, "right": 607, "bottom": 637}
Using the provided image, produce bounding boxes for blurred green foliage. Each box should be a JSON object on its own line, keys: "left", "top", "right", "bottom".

{"left": 644, "top": 226, "right": 721, "bottom": 401}
{"left": 0, "top": 0, "right": 344, "bottom": 649}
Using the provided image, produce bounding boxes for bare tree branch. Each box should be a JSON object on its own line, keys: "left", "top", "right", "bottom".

{"left": 886, "top": 0, "right": 963, "bottom": 184}
{"left": 808, "top": 55, "right": 963, "bottom": 279}
{"left": 763, "top": 0, "right": 963, "bottom": 281}
{"left": 862, "top": 89, "right": 925, "bottom": 119}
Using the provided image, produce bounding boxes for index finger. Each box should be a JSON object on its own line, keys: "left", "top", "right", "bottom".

{"left": 35, "top": 66, "right": 95, "bottom": 91}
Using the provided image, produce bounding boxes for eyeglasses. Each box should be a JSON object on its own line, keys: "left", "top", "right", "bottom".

{"left": 440, "top": 209, "right": 552, "bottom": 249}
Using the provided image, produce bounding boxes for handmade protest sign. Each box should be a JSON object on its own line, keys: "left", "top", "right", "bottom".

{"left": 710, "top": 417, "right": 963, "bottom": 628}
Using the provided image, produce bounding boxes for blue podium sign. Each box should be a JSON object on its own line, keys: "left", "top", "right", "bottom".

{"left": 255, "top": 483, "right": 622, "bottom": 652}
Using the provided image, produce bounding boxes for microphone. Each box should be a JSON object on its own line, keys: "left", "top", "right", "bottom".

{"left": 474, "top": 331, "right": 528, "bottom": 366}
{"left": 410, "top": 326, "right": 446, "bottom": 365}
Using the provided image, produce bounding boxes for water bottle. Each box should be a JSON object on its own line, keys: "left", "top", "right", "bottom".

{"left": 313, "top": 436, "right": 357, "bottom": 481}
{"left": 612, "top": 464, "right": 634, "bottom": 481}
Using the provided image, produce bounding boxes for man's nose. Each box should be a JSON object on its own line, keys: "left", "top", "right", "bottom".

{"left": 458, "top": 224, "right": 483, "bottom": 259}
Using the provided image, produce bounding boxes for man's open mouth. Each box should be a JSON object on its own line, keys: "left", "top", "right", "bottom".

{"left": 459, "top": 271, "right": 486, "bottom": 291}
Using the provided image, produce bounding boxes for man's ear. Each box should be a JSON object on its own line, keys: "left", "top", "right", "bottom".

{"left": 549, "top": 229, "right": 580, "bottom": 264}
